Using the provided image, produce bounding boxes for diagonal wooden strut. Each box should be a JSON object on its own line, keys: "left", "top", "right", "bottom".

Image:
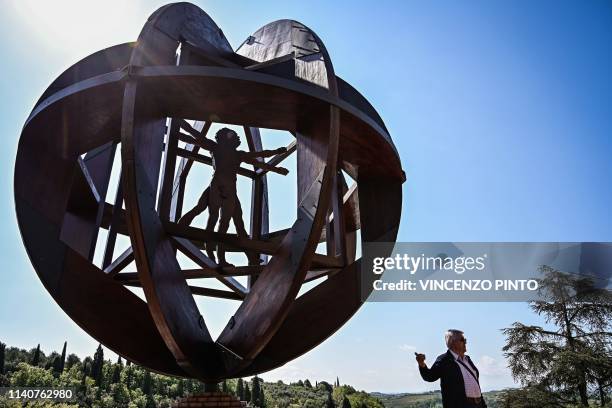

{"left": 170, "top": 236, "right": 247, "bottom": 298}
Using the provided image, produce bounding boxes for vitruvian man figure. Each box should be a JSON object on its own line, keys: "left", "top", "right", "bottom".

{"left": 179, "top": 126, "right": 286, "bottom": 265}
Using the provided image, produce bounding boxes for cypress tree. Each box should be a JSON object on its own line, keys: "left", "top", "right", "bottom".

{"left": 326, "top": 392, "right": 335, "bottom": 408}
{"left": 251, "top": 376, "right": 262, "bottom": 406}
{"left": 112, "top": 356, "right": 122, "bottom": 384}
{"left": 222, "top": 379, "right": 228, "bottom": 393}
{"left": 52, "top": 356, "right": 62, "bottom": 378}
{"left": 335, "top": 377, "right": 340, "bottom": 387}
{"left": 59, "top": 341, "right": 67, "bottom": 372}
{"left": 245, "top": 382, "right": 251, "bottom": 403}
{"left": 0, "top": 342, "right": 5, "bottom": 374}
{"left": 126, "top": 365, "right": 133, "bottom": 389}
{"left": 177, "top": 379, "right": 184, "bottom": 397}
{"left": 304, "top": 379, "right": 312, "bottom": 388}
{"left": 260, "top": 385, "right": 266, "bottom": 408}
{"left": 90, "top": 344, "right": 104, "bottom": 386}
{"left": 237, "top": 378, "right": 244, "bottom": 400}
{"left": 142, "top": 370, "right": 152, "bottom": 395}
{"left": 31, "top": 344, "right": 41, "bottom": 366}
{"left": 341, "top": 396, "right": 351, "bottom": 408}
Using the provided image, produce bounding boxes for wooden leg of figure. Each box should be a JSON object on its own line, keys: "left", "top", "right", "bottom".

{"left": 178, "top": 187, "right": 210, "bottom": 226}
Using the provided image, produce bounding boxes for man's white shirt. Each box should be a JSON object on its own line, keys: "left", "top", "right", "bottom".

{"left": 448, "top": 349, "right": 482, "bottom": 398}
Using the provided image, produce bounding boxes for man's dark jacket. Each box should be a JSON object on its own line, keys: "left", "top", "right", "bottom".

{"left": 418, "top": 350, "right": 487, "bottom": 408}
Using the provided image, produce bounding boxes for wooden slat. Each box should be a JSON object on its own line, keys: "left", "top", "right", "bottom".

{"left": 105, "top": 247, "right": 134, "bottom": 277}
{"left": 189, "top": 286, "right": 244, "bottom": 300}
{"left": 102, "top": 170, "right": 124, "bottom": 268}
{"left": 123, "top": 282, "right": 243, "bottom": 301}
{"left": 331, "top": 171, "right": 347, "bottom": 262}
{"left": 170, "top": 236, "right": 247, "bottom": 297}
{"left": 311, "top": 253, "right": 344, "bottom": 268}
{"left": 170, "top": 121, "right": 210, "bottom": 222}
{"left": 101, "top": 203, "right": 128, "bottom": 235}
{"left": 158, "top": 120, "right": 181, "bottom": 221}
{"left": 165, "top": 222, "right": 280, "bottom": 255}
{"left": 304, "top": 268, "right": 341, "bottom": 283}
{"left": 116, "top": 265, "right": 264, "bottom": 283}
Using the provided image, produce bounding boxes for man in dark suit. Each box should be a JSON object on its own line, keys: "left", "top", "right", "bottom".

{"left": 415, "top": 329, "right": 486, "bottom": 408}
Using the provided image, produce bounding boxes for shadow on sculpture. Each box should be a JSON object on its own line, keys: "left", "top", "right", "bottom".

{"left": 178, "top": 127, "right": 286, "bottom": 266}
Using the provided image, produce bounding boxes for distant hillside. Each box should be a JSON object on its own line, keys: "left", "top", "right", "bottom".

{"left": 373, "top": 390, "right": 507, "bottom": 408}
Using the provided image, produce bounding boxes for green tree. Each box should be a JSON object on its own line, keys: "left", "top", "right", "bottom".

{"left": 237, "top": 378, "right": 244, "bottom": 400}
{"left": 112, "top": 356, "right": 122, "bottom": 384}
{"left": 59, "top": 341, "right": 67, "bottom": 372}
{"left": 326, "top": 392, "right": 335, "bottom": 408}
{"left": 177, "top": 378, "right": 184, "bottom": 397}
{"left": 10, "top": 362, "right": 54, "bottom": 387}
{"left": 142, "top": 370, "right": 152, "bottom": 395}
{"left": 341, "top": 396, "right": 351, "bottom": 408}
{"left": 503, "top": 266, "right": 612, "bottom": 407}
{"left": 0, "top": 342, "right": 5, "bottom": 374}
{"left": 31, "top": 344, "right": 40, "bottom": 366}
{"left": 252, "top": 375, "right": 262, "bottom": 406}
{"left": 222, "top": 379, "right": 228, "bottom": 393}
{"left": 303, "top": 379, "right": 312, "bottom": 388}
{"left": 318, "top": 381, "right": 333, "bottom": 393}
{"left": 245, "top": 382, "right": 251, "bottom": 402}
{"left": 66, "top": 353, "right": 80, "bottom": 370}
{"left": 111, "top": 382, "right": 130, "bottom": 408}
{"left": 90, "top": 344, "right": 104, "bottom": 386}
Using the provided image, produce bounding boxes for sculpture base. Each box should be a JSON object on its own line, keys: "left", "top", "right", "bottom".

{"left": 173, "top": 392, "right": 246, "bottom": 408}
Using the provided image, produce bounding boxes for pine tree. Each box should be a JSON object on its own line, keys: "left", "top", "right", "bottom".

{"left": 0, "top": 342, "right": 5, "bottom": 374}
{"left": 90, "top": 344, "right": 104, "bottom": 386}
{"left": 341, "top": 396, "right": 351, "bottom": 408}
{"left": 31, "top": 344, "right": 41, "bottom": 366}
{"left": 222, "top": 379, "right": 228, "bottom": 393}
{"left": 237, "top": 378, "right": 244, "bottom": 400}
{"left": 336, "top": 377, "right": 340, "bottom": 387}
{"left": 503, "top": 266, "right": 612, "bottom": 407}
{"left": 245, "top": 382, "right": 251, "bottom": 402}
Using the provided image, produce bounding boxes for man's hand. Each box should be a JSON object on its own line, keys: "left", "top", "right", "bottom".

{"left": 415, "top": 352, "right": 426, "bottom": 368}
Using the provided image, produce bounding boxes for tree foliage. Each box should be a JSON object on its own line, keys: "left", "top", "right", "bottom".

{"left": 0, "top": 341, "right": 387, "bottom": 408}
{"left": 502, "top": 266, "right": 612, "bottom": 407}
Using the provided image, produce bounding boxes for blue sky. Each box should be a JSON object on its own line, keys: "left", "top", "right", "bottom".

{"left": 1, "top": 0, "right": 612, "bottom": 394}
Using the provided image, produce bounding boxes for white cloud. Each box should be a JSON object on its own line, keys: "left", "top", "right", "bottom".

{"left": 399, "top": 344, "right": 417, "bottom": 352}
{"left": 477, "top": 355, "right": 508, "bottom": 377}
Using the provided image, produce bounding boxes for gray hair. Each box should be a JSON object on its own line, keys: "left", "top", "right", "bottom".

{"left": 445, "top": 329, "right": 464, "bottom": 348}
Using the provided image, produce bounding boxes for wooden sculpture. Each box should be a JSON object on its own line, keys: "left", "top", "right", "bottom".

{"left": 14, "top": 3, "right": 404, "bottom": 384}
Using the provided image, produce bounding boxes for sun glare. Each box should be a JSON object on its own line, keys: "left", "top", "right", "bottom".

{"left": 8, "top": 0, "right": 148, "bottom": 60}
